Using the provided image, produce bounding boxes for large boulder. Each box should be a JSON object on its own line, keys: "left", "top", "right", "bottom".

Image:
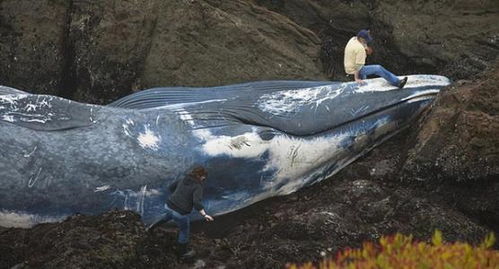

{"left": 252, "top": 0, "right": 372, "bottom": 78}
{"left": 403, "top": 60, "right": 499, "bottom": 229}
{"left": 0, "top": 0, "right": 68, "bottom": 95}
{"left": 64, "top": 0, "right": 157, "bottom": 103}
{"left": 0, "top": 0, "right": 325, "bottom": 104}
{"left": 253, "top": 0, "right": 499, "bottom": 79}
{"left": 404, "top": 60, "right": 499, "bottom": 182}
{"left": 140, "top": 0, "right": 324, "bottom": 88}
{"left": 371, "top": 0, "right": 499, "bottom": 78}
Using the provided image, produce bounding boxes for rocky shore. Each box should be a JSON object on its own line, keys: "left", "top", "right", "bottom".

{"left": 0, "top": 0, "right": 497, "bottom": 268}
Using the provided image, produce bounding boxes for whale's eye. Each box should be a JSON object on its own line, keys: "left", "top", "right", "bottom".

{"left": 258, "top": 130, "right": 276, "bottom": 141}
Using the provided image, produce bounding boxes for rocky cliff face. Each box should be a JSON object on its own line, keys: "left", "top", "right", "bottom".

{"left": 0, "top": 0, "right": 498, "bottom": 268}
{"left": 1, "top": 0, "right": 324, "bottom": 104}
{"left": 2, "top": 0, "right": 497, "bottom": 102}
{"left": 403, "top": 60, "right": 499, "bottom": 229}
{"left": 253, "top": 0, "right": 499, "bottom": 79}
{"left": 405, "top": 61, "right": 499, "bottom": 182}
{"left": 0, "top": 0, "right": 67, "bottom": 96}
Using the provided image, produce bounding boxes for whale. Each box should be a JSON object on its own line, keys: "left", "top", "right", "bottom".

{"left": 0, "top": 75, "right": 450, "bottom": 228}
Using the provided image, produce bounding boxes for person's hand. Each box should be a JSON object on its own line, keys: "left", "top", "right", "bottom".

{"left": 366, "top": 46, "right": 374, "bottom": 55}
{"left": 355, "top": 78, "right": 366, "bottom": 85}
{"left": 204, "top": 215, "right": 214, "bottom": 221}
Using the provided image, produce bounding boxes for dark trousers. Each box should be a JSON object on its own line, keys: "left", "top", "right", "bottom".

{"left": 162, "top": 204, "right": 190, "bottom": 244}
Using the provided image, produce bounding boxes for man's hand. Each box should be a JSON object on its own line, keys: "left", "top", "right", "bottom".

{"left": 355, "top": 78, "right": 366, "bottom": 85}
{"left": 200, "top": 209, "right": 214, "bottom": 221}
{"left": 353, "top": 70, "right": 365, "bottom": 85}
{"left": 365, "top": 46, "right": 374, "bottom": 55}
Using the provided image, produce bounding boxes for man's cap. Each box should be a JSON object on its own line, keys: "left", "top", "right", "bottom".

{"left": 357, "top": 29, "right": 373, "bottom": 43}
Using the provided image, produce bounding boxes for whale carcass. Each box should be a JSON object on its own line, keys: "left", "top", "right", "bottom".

{"left": 0, "top": 75, "right": 450, "bottom": 227}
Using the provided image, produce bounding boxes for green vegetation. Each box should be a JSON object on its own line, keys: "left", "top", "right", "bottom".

{"left": 289, "top": 231, "right": 498, "bottom": 269}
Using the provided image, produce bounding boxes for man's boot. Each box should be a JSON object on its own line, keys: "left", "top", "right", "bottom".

{"left": 398, "top": 77, "right": 408, "bottom": 89}
{"left": 177, "top": 243, "right": 196, "bottom": 259}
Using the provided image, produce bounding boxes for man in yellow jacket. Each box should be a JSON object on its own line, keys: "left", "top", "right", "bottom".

{"left": 344, "top": 29, "right": 407, "bottom": 88}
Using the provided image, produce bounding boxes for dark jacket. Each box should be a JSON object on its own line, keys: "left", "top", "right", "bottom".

{"left": 167, "top": 175, "right": 204, "bottom": 215}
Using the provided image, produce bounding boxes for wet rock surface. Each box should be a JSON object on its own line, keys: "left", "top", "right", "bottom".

{"left": 0, "top": 0, "right": 498, "bottom": 268}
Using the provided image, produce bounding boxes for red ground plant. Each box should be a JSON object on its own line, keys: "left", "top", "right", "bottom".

{"left": 288, "top": 230, "right": 498, "bottom": 269}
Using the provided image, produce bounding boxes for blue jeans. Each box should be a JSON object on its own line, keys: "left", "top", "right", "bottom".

{"left": 359, "top": 65, "right": 400, "bottom": 86}
{"left": 161, "top": 205, "right": 191, "bottom": 244}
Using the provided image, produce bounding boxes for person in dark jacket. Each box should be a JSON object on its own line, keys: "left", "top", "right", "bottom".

{"left": 147, "top": 165, "right": 214, "bottom": 258}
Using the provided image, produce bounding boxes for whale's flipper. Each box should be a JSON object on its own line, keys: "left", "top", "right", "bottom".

{"left": 108, "top": 81, "right": 335, "bottom": 110}
{"left": 0, "top": 94, "right": 99, "bottom": 131}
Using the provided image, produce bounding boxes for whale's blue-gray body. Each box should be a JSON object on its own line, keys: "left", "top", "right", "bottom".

{"left": 0, "top": 75, "right": 450, "bottom": 227}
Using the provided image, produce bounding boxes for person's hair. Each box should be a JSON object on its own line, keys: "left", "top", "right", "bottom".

{"left": 189, "top": 165, "right": 208, "bottom": 182}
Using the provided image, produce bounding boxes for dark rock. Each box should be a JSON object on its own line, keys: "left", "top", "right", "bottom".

{"left": 0, "top": 0, "right": 497, "bottom": 268}
{"left": 404, "top": 60, "right": 499, "bottom": 182}
{"left": 0, "top": 0, "right": 326, "bottom": 105}
{"left": 64, "top": 0, "right": 157, "bottom": 104}
{"left": 0, "top": 0, "right": 67, "bottom": 95}
{"left": 370, "top": 0, "right": 499, "bottom": 79}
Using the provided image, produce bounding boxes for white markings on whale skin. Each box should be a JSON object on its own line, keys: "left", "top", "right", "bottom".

{"left": 159, "top": 99, "right": 228, "bottom": 110}
{"left": 1, "top": 115, "right": 15, "bottom": 122}
{"left": 0, "top": 94, "right": 62, "bottom": 124}
{"left": 0, "top": 210, "right": 66, "bottom": 228}
{"left": 112, "top": 187, "right": 161, "bottom": 214}
{"left": 0, "top": 94, "right": 28, "bottom": 106}
{"left": 177, "top": 108, "right": 196, "bottom": 126}
{"left": 155, "top": 115, "right": 160, "bottom": 126}
{"left": 123, "top": 119, "right": 162, "bottom": 151}
{"left": 23, "top": 146, "right": 38, "bottom": 158}
{"left": 28, "top": 167, "right": 43, "bottom": 188}
{"left": 25, "top": 103, "right": 37, "bottom": 112}
{"left": 137, "top": 125, "right": 161, "bottom": 150}
{"left": 193, "top": 111, "right": 408, "bottom": 217}
{"left": 257, "top": 85, "right": 345, "bottom": 115}
{"left": 89, "top": 107, "right": 96, "bottom": 123}
{"left": 122, "top": 119, "right": 135, "bottom": 137}
{"left": 95, "top": 185, "right": 111, "bottom": 192}
{"left": 194, "top": 127, "right": 349, "bottom": 194}
{"left": 137, "top": 185, "right": 148, "bottom": 216}
{"left": 354, "top": 75, "right": 451, "bottom": 93}
{"left": 350, "top": 104, "right": 370, "bottom": 116}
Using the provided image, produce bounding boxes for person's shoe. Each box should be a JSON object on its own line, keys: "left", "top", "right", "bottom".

{"left": 181, "top": 249, "right": 196, "bottom": 259}
{"left": 398, "top": 77, "right": 408, "bottom": 89}
{"left": 177, "top": 243, "right": 196, "bottom": 259}
{"left": 145, "top": 216, "right": 166, "bottom": 232}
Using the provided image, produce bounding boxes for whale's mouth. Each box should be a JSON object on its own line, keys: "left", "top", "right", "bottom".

{"left": 310, "top": 90, "right": 441, "bottom": 137}
{"left": 402, "top": 90, "right": 441, "bottom": 104}
{"left": 402, "top": 88, "right": 441, "bottom": 101}
{"left": 318, "top": 86, "right": 445, "bottom": 137}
